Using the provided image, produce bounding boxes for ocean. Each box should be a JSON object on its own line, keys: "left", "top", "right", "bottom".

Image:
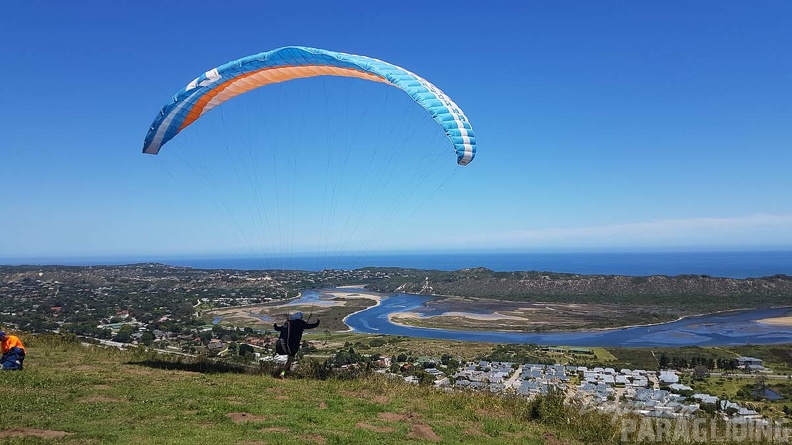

{"left": 15, "top": 250, "right": 790, "bottom": 279}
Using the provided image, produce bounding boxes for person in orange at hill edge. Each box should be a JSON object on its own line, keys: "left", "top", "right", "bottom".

{"left": 0, "top": 331, "right": 26, "bottom": 370}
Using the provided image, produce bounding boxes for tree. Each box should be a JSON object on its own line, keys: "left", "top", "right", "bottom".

{"left": 198, "top": 331, "right": 213, "bottom": 344}
{"left": 113, "top": 324, "right": 135, "bottom": 343}
{"left": 693, "top": 365, "right": 709, "bottom": 380}
{"left": 140, "top": 331, "right": 155, "bottom": 346}
{"left": 238, "top": 343, "right": 255, "bottom": 358}
{"left": 659, "top": 353, "right": 670, "bottom": 369}
{"left": 411, "top": 369, "right": 436, "bottom": 386}
{"left": 97, "top": 328, "right": 112, "bottom": 339}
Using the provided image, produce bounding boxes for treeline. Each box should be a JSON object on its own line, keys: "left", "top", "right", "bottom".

{"left": 659, "top": 353, "right": 739, "bottom": 371}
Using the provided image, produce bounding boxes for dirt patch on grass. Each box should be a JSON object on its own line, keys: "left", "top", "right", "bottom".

{"left": 0, "top": 428, "right": 71, "bottom": 439}
{"left": 377, "top": 411, "right": 441, "bottom": 441}
{"left": 318, "top": 401, "right": 327, "bottom": 409}
{"left": 305, "top": 434, "right": 327, "bottom": 444}
{"left": 543, "top": 432, "right": 569, "bottom": 445}
{"left": 356, "top": 422, "right": 395, "bottom": 433}
{"left": 408, "top": 424, "right": 441, "bottom": 442}
{"left": 465, "top": 426, "right": 487, "bottom": 437}
{"left": 377, "top": 413, "right": 421, "bottom": 423}
{"left": 226, "top": 412, "right": 268, "bottom": 423}
{"left": 378, "top": 412, "right": 407, "bottom": 422}
{"left": 92, "top": 384, "right": 112, "bottom": 390}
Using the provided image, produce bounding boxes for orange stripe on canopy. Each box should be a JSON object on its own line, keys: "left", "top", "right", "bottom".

{"left": 179, "top": 66, "right": 389, "bottom": 131}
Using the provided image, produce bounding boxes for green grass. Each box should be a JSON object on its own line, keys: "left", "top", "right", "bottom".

{"left": 0, "top": 334, "right": 623, "bottom": 444}
{"left": 6, "top": 335, "right": 791, "bottom": 444}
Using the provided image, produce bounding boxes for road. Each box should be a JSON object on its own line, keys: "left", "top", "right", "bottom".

{"left": 505, "top": 364, "right": 524, "bottom": 389}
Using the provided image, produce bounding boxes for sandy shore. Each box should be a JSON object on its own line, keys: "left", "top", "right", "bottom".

{"left": 442, "top": 311, "right": 526, "bottom": 321}
{"left": 387, "top": 311, "right": 524, "bottom": 322}
{"left": 324, "top": 289, "right": 382, "bottom": 304}
{"left": 757, "top": 316, "right": 792, "bottom": 326}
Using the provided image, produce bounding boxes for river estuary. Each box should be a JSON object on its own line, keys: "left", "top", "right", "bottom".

{"left": 306, "top": 288, "right": 792, "bottom": 347}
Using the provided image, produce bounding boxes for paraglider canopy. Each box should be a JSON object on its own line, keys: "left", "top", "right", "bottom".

{"left": 143, "top": 46, "right": 476, "bottom": 165}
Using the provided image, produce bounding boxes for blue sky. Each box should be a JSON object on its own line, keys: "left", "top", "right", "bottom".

{"left": 1, "top": 1, "right": 791, "bottom": 261}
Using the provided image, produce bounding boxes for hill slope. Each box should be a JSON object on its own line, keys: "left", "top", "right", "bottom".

{"left": 0, "top": 335, "right": 615, "bottom": 444}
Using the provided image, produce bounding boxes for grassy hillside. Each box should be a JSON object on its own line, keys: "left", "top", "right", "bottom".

{"left": 0, "top": 334, "right": 617, "bottom": 445}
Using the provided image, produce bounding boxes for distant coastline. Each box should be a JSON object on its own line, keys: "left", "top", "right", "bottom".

{"left": 3, "top": 250, "right": 792, "bottom": 279}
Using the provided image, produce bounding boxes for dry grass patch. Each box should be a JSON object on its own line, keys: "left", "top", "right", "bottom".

{"left": 77, "top": 396, "right": 126, "bottom": 403}
{"left": 0, "top": 428, "right": 71, "bottom": 439}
